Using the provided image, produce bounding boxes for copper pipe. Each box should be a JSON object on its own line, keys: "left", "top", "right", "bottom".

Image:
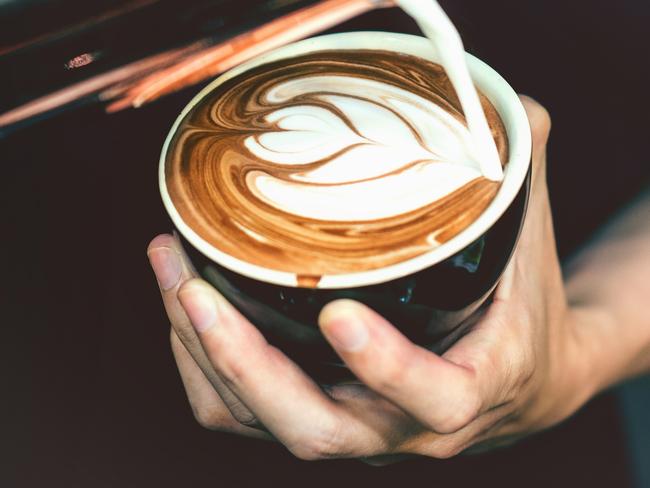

{"left": 0, "top": 40, "right": 209, "bottom": 129}
{"left": 104, "top": 0, "right": 394, "bottom": 112}
{"left": 0, "top": 0, "right": 394, "bottom": 130}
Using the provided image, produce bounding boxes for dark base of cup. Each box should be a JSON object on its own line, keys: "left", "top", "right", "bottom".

{"left": 180, "top": 168, "right": 531, "bottom": 384}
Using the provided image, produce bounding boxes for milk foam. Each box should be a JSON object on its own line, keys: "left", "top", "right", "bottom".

{"left": 243, "top": 75, "right": 482, "bottom": 221}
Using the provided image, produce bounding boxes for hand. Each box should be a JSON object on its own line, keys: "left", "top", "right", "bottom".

{"left": 147, "top": 96, "right": 601, "bottom": 461}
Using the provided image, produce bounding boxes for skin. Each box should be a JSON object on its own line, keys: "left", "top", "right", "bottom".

{"left": 147, "top": 96, "right": 650, "bottom": 462}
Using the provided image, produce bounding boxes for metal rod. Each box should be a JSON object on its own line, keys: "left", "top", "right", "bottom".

{"left": 0, "top": 0, "right": 394, "bottom": 130}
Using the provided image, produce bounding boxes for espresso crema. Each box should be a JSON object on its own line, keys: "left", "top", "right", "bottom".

{"left": 165, "top": 50, "right": 508, "bottom": 282}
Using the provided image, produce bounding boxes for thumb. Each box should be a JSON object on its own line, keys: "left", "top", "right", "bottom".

{"left": 519, "top": 94, "right": 551, "bottom": 189}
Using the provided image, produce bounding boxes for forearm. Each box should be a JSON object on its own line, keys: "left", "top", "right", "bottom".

{"left": 564, "top": 188, "right": 650, "bottom": 394}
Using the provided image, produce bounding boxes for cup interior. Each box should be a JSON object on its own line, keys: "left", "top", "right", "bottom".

{"left": 159, "top": 31, "right": 532, "bottom": 289}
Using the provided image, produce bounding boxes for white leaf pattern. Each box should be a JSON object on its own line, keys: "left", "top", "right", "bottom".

{"left": 243, "top": 75, "right": 483, "bottom": 221}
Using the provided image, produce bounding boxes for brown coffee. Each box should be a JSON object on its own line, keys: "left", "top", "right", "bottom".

{"left": 164, "top": 49, "right": 508, "bottom": 280}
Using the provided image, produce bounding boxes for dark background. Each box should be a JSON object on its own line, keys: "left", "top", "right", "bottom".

{"left": 2, "top": 1, "right": 649, "bottom": 487}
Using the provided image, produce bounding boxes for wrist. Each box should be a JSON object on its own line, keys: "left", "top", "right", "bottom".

{"left": 564, "top": 304, "right": 619, "bottom": 399}
{"left": 527, "top": 305, "right": 609, "bottom": 430}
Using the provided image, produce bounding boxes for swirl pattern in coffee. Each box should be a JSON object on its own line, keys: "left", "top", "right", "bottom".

{"left": 165, "top": 50, "right": 508, "bottom": 284}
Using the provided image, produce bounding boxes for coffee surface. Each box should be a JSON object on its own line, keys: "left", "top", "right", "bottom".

{"left": 165, "top": 49, "right": 508, "bottom": 280}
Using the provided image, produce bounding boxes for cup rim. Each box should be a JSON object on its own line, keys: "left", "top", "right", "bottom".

{"left": 159, "top": 31, "right": 532, "bottom": 289}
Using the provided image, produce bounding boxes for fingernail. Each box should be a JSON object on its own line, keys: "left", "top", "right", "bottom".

{"left": 148, "top": 246, "right": 182, "bottom": 291}
{"left": 321, "top": 301, "right": 369, "bottom": 352}
{"left": 179, "top": 282, "right": 218, "bottom": 333}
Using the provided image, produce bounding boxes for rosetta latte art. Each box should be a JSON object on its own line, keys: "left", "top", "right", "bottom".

{"left": 245, "top": 76, "right": 484, "bottom": 221}
{"left": 165, "top": 50, "right": 508, "bottom": 281}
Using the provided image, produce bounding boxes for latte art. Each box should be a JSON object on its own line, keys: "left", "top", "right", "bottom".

{"left": 245, "top": 75, "right": 482, "bottom": 222}
{"left": 165, "top": 50, "right": 508, "bottom": 281}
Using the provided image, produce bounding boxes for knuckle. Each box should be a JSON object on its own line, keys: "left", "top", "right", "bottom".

{"left": 429, "top": 381, "right": 481, "bottom": 434}
{"left": 192, "top": 405, "right": 228, "bottom": 431}
{"left": 431, "top": 405, "right": 476, "bottom": 435}
{"left": 218, "top": 354, "right": 249, "bottom": 389}
{"left": 287, "top": 421, "right": 345, "bottom": 461}
{"left": 521, "top": 96, "right": 552, "bottom": 143}
{"left": 230, "top": 406, "right": 260, "bottom": 428}
{"left": 533, "top": 107, "right": 552, "bottom": 142}
{"left": 470, "top": 348, "right": 497, "bottom": 378}
{"left": 289, "top": 445, "right": 326, "bottom": 462}
{"left": 515, "top": 354, "right": 537, "bottom": 393}
{"left": 422, "top": 439, "right": 465, "bottom": 459}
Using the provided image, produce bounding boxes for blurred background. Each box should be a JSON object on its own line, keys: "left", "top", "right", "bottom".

{"left": 2, "top": 1, "right": 649, "bottom": 486}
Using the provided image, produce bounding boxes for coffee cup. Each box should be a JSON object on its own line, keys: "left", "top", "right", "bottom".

{"left": 159, "top": 31, "right": 532, "bottom": 383}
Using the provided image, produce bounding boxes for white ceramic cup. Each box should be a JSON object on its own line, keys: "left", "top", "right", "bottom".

{"left": 160, "top": 31, "right": 531, "bottom": 289}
